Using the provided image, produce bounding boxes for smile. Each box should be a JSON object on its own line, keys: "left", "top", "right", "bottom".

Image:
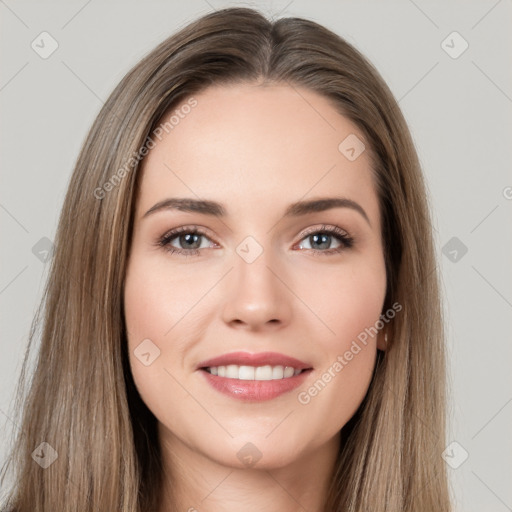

{"left": 196, "top": 351, "right": 313, "bottom": 401}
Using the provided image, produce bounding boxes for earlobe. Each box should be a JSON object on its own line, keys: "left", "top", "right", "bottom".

{"left": 377, "top": 330, "right": 388, "bottom": 351}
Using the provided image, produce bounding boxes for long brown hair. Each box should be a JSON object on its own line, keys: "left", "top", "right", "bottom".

{"left": 1, "top": 7, "right": 451, "bottom": 511}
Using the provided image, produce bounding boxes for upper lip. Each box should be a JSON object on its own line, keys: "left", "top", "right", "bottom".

{"left": 196, "top": 351, "right": 312, "bottom": 370}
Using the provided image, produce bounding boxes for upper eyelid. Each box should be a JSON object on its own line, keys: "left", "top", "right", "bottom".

{"left": 300, "top": 224, "right": 349, "bottom": 237}
{"left": 161, "top": 225, "right": 216, "bottom": 241}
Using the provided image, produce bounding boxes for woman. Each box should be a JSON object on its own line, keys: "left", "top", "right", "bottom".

{"left": 1, "top": 7, "right": 451, "bottom": 511}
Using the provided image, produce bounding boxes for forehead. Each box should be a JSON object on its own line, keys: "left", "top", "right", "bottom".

{"left": 136, "top": 83, "right": 379, "bottom": 225}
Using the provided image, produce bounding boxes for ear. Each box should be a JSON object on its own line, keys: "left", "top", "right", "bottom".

{"left": 377, "top": 329, "right": 388, "bottom": 351}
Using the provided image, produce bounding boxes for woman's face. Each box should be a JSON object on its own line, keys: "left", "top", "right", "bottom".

{"left": 124, "top": 83, "right": 387, "bottom": 470}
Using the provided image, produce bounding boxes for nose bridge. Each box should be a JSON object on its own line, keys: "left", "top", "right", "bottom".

{"left": 222, "top": 234, "right": 290, "bottom": 328}
{"left": 236, "top": 239, "right": 275, "bottom": 289}
{"left": 233, "top": 234, "right": 280, "bottom": 299}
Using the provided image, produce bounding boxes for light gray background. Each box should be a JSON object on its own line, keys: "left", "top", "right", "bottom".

{"left": 1, "top": 1, "right": 511, "bottom": 510}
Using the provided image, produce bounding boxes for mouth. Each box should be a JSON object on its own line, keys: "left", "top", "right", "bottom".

{"left": 196, "top": 351, "right": 313, "bottom": 401}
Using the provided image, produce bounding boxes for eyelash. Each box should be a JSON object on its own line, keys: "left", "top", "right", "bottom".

{"left": 155, "top": 224, "right": 354, "bottom": 258}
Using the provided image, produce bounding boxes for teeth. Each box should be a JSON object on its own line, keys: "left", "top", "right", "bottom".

{"left": 226, "top": 364, "right": 239, "bottom": 379}
{"left": 239, "top": 365, "right": 255, "bottom": 380}
{"left": 272, "top": 365, "right": 284, "bottom": 379}
{"left": 205, "top": 364, "right": 303, "bottom": 381}
{"left": 284, "top": 366, "right": 295, "bottom": 378}
{"left": 255, "top": 365, "right": 273, "bottom": 380}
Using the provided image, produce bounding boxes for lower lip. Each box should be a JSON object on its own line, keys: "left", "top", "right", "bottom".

{"left": 199, "top": 369, "right": 312, "bottom": 402}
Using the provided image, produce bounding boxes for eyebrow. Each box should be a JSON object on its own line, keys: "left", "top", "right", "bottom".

{"left": 143, "top": 196, "right": 371, "bottom": 226}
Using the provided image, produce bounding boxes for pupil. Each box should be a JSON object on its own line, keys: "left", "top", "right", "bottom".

{"left": 181, "top": 233, "right": 200, "bottom": 249}
{"left": 312, "top": 233, "right": 330, "bottom": 250}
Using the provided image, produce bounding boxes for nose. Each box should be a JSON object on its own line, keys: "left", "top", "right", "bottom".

{"left": 221, "top": 246, "right": 291, "bottom": 331}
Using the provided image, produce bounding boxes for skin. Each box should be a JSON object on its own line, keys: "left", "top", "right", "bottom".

{"left": 124, "top": 82, "right": 387, "bottom": 512}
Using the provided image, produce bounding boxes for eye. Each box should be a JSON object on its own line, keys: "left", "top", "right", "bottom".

{"left": 156, "top": 226, "right": 217, "bottom": 257}
{"left": 295, "top": 224, "right": 354, "bottom": 256}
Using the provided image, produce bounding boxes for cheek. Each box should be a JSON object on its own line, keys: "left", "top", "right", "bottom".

{"left": 123, "top": 255, "right": 207, "bottom": 345}
{"left": 123, "top": 249, "right": 218, "bottom": 393}
{"left": 123, "top": 259, "right": 194, "bottom": 425}
{"left": 334, "top": 269, "right": 385, "bottom": 345}
{"left": 298, "top": 253, "right": 387, "bottom": 349}
{"left": 292, "top": 254, "right": 386, "bottom": 429}
{"left": 124, "top": 257, "right": 173, "bottom": 386}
